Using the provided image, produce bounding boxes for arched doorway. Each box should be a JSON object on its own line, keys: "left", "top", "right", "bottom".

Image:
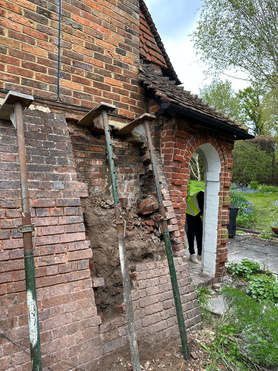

{"left": 192, "top": 143, "right": 221, "bottom": 276}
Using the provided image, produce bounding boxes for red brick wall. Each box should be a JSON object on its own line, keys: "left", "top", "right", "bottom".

{"left": 0, "top": 0, "right": 236, "bottom": 367}
{"left": 158, "top": 118, "right": 234, "bottom": 277}
{"left": 99, "top": 256, "right": 200, "bottom": 358}
{"left": 0, "top": 108, "right": 103, "bottom": 369}
{"left": 0, "top": 0, "right": 145, "bottom": 118}
{"left": 69, "top": 123, "right": 144, "bottom": 208}
{"left": 0, "top": 107, "right": 202, "bottom": 369}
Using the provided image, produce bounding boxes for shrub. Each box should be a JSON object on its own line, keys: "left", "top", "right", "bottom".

{"left": 232, "top": 141, "right": 272, "bottom": 186}
{"left": 231, "top": 191, "right": 256, "bottom": 228}
{"left": 248, "top": 181, "right": 259, "bottom": 190}
{"left": 226, "top": 258, "right": 260, "bottom": 280}
{"left": 259, "top": 184, "right": 278, "bottom": 193}
{"left": 246, "top": 274, "right": 278, "bottom": 302}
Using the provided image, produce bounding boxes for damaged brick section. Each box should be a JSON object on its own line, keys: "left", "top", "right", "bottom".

{"left": 0, "top": 0, "right": 248, "bottom": 368}
{"left": 0, "top": 108, "right": 200, "bottom": 370}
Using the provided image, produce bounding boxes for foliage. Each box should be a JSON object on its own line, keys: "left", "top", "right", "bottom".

{"left": 195, "top": 285, "right": 212, "bottom": 321}
{"left": 231, "top": 183, "right": 278, "bottom": 194}
{"left": 237, "top": 189, "right": 278, "bottom": 231}
{"left": 248, "top": 181, "right": 259, "bottom": 190}
{"left": 226, "top": 259, "right": 278, "bottom": 302}
{"left": 203, "top": 260, "right": 278, "bottom": 369}
{"left": 232, "top": 141, "right": 272, "bottom": 186}
{"left": 199, "top": 78, "right": 242, "bottom": 120}
{"left": 231, "top": 191, "right": 256, "bottom": 228}
{"left": 246, "top": 274, "right": 278, "bottom": 302}
{"left": 192, "top": 0, "right": 278, "bottom": 92}
{"left": 189, "top": 152, "right": 206, "bottom": 181}
{"left": 226, "top": 258, "right": 260, "bottom": 280}
{"left": 220, "top": 286, "right": 278, "bottom": 368}
{"left": 259, "top": 184, "right": 278, "bottom": 193}
{"left": 236, "top": 85, "right": 264, "bottom": 136}
{"left": 258, "top": 230, "right": 273, "bottom": 239}
{"left": 259, "top": 89, "right": 278, "bottom": 135}
{"left": 198, "top": 79, "right": 278, "bottom": 136}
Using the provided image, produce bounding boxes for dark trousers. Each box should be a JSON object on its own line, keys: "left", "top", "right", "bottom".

{"left": 186, "top": 213, "right": 203, "bottom": 256}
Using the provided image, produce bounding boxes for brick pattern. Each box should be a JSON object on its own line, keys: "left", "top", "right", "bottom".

{"left": 69, "top": 123, "right": 144, "bottom": 208}
{"left": 99, "top": 256, "right": 200, "bottom": 356}
{"left": 158, "top": 118, "right": 234, "bottom": 277}
{"left": 0, "top": 0, "right": 236, "bottom": 368}
{"left": 0, "top": 0, "right": 145, "bottom": 118}
{"left": 0, "top": 109, "right": 101, "bottom": 370}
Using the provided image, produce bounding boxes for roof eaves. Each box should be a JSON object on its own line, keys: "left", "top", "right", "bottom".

{"left": 139, "top": 65, "right": 254, "bottom": 140}
{"left": 160, "top": 101, "right": 254, "bottom": 140}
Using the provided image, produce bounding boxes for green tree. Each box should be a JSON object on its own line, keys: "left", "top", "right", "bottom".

{"left": 193, "top": 0, "right": 278, "bottom": 92}
{"left": 260, "top": 90, "right": 278, "bottom": 135}
{"left": 232, "top": 141, "right": 272, "bottom": 186}
{"left": 199, "top": 79, "right": 278, "bottom": 136}
{"left": 199, "top": 79, "right": 242, "bottom": 120}
{"left": 236, "top": 85, "right": 264, "bottom": 136}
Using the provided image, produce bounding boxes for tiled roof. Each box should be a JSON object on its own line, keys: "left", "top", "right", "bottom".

{"left": 139, "top": 0, "right": 181, "bottom": 84}
{"left": 139, "top": 64, "right": 252, "bottom": 138}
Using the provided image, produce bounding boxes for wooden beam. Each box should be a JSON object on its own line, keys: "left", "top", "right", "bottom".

{"left": 116, "top": 113, "right": 155, "bottom": 136}
{"left": 0, "top": 91, "right": 34, "bottom": 121}
{"left": 77, "top": 102, "right": 116, "bottom": 127}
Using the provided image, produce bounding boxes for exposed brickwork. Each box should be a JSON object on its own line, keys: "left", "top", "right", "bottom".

{"left": 0, "top": 109, "right": 102, "bottom": 370}
{"left": 69, "top": 123, "right": 144, "bottom": 208}
{"left": 0, "top": 0, "right": 145, "bottom": 118}
{"left": 99, "top": 256, "right": 200, "bottom": 357}
{"left": 0, "top": 0, "right": 238, "bottom": 368}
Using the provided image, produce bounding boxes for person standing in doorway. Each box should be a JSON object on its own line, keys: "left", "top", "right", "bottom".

{"left": 186, "top": 190, "right": 204, "bottom": 264}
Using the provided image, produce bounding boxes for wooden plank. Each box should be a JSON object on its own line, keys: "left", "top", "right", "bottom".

{"left": 77, "top": 102, "right": 116, "bottom": 127}
{"left": 0, "top": 91, "right": 34, "bottom": 120}
{"left": 116, "top": 113, "right": 155, "bottom": 136}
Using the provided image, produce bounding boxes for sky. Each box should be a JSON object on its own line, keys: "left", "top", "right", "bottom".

{"left": 144, "top": 0, "right": 249, "bottom": 95}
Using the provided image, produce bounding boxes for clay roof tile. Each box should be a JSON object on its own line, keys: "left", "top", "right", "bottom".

{"left": 139, "top": 64, "right": 252, "bottom": 137}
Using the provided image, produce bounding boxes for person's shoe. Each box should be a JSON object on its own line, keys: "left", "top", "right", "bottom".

{"left": 197, "top": 255, "right": 202, "bottom": 261}
{"left": 190, "top": 254, "right": 199, "bottom": 264}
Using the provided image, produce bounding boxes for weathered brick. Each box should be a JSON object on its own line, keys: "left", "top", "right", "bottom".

{"left": 68, "top": 248, "right": 92, "bottom": 261}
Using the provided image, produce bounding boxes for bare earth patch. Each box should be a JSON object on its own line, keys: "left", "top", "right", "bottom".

{"left": 96, "top": 329, "right": 214, "bottom": 370}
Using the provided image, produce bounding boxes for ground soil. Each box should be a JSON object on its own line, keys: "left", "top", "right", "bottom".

{"left": 83, "top": 196, "right": 165, "bottom": 316}
{"left": 96, "top": 328, "right": 214, "bottom": 370}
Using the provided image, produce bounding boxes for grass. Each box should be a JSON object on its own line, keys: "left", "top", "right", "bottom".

{"left": 190, "top": 180, "right": 278, "bottom": 232}
{"left": 187, "top": 180, "right": 205, "bottom": 195}
{"left": 196, "top": 259, "right": 278, "bottom": 370}
{"left": 244, "top": 192, "right": 278, "bottom": 231}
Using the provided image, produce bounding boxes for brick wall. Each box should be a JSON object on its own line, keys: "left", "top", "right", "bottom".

{"left": 158, "top": 117, "right": 234, "bottom": 277}
{"left": 0, "top": 0, "right": 235, "bottom": 367}
{"left": 0, "top": 108, "right": 101, "bottom": 370}
{"left": 0, "top": 105, "right": 201, "bottom": 369}
{"left": 99, "top": 256, "right": 200, "bottom": 360}
{"left": 0, "top": 0, "right": 145, "bottom": 118}
{"left": 69, "top": 123, "right": 144, "bottom": 208}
